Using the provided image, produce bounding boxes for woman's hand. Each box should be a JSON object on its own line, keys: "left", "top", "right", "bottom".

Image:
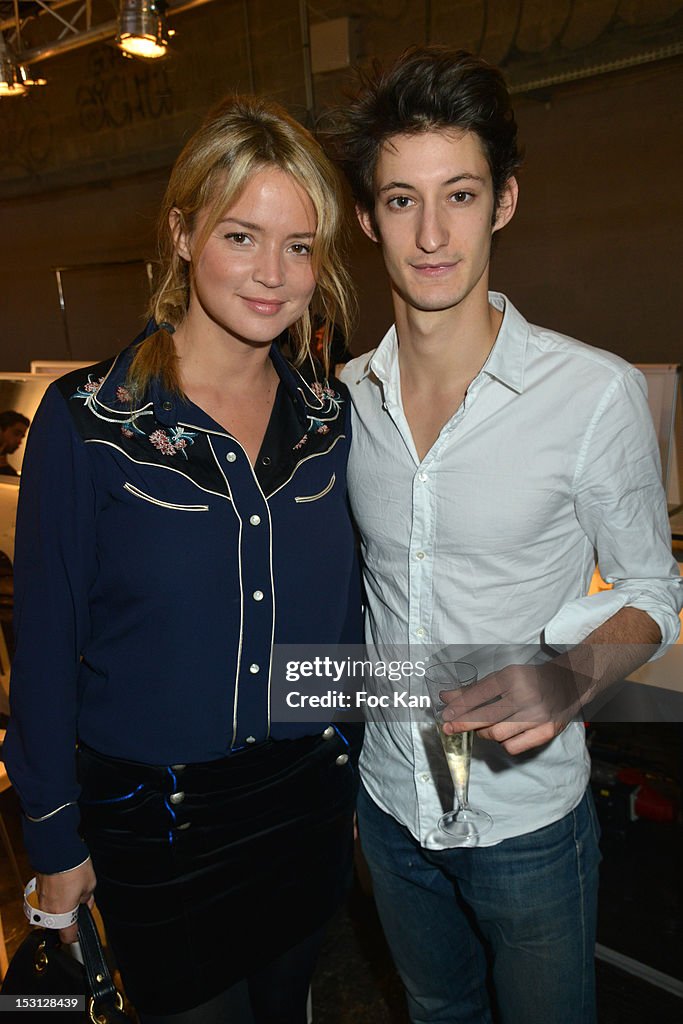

{"left": 36, "top": 859, "right": 97, "bottom": 944}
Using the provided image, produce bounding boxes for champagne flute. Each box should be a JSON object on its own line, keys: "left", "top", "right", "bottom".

{"left": 424, "top": 661, "right": 493, "bottom": 844}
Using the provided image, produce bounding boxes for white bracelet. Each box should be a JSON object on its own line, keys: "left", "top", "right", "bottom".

{"left": 23, "top": 877, "right": 80, "bottom": 930}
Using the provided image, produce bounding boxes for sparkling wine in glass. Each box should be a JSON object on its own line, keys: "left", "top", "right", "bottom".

{"left": 424, "top": 661, "right": 493, "bottom": 845}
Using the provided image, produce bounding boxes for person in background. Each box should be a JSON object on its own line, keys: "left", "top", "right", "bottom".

{"left": 5, "top": 94, "right": 361, "bottom": 1024}
{"left": 0, "top": 411, "right": 29, "bottom": 476}
{"left": 277, "top": 315, "right": 352, "bottom": 375}
{"left": 332, "top": 47, "right": 682, "bottom": 1024}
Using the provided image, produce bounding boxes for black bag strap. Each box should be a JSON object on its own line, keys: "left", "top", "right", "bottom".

{"left": 76, "top": 905, "right": 129, "bottom": 1023}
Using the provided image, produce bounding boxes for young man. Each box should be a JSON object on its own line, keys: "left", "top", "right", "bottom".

{"left": 0, "top": 410, "right": 29, "bottom": 476}
{"left": 334, "top": 48, "right": 682, "bottom": 1024}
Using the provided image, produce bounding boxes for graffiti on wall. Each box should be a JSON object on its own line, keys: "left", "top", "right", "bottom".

{"left": 76, "top": 47, "right": 174, "bottom": 133}
{"left": 0, "top": 97, "right": 53, "bottom": 177}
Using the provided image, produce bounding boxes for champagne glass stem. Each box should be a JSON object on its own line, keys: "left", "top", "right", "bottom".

{"left": 440, "top": 728, "right": 473, "bottom": 810}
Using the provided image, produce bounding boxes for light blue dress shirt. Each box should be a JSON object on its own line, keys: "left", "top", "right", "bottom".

{"left": 342, "top": 293, "right": 682, "bottom": 848}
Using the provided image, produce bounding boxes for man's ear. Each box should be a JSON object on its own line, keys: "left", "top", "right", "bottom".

{"left": 356, "top": 203, "right": 380, "bottom": 244}
{"left": 493, "top": 176, "right": 518, "bottom": 234}
{"left": 169, "top": 208, "right": 192, "bottom": 261}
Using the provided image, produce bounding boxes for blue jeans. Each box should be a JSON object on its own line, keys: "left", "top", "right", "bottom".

{"left": 357, "top": 784, "right": 601, "bottom": 1024}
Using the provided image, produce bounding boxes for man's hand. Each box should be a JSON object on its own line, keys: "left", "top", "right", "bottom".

{"left": 440, "top": 659, "right": 585, "bottom": 754}
{"left": 36, "top": 859, "right": 97, "bottom": 944}
{"left": 440, "top": 607, "right": 661, "bottom": 755}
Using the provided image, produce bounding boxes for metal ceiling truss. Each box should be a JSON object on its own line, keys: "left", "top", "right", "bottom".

{"left": 0, "top": 0, "right": 217, "bottom": 65}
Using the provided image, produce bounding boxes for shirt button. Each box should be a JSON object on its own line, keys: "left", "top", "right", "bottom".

{"left": 226, "top": 452, "right": 237, "bottom": 463}
{"left": 322, "top": 726, "right": 335, "bottom": 740}
{"left": 418, "top": 472, "right": 427, "bottom": 482}
{"left": 261, "top": 456, "right": 272, "bottom": 466}
{"left": 246, "top": 736, "right": 257, "bottom": 744}
{"left": 249, "top": 664, "right": 260, "bottom": 674}
{"left": 335, "top": 754, "right": 349, "bottom": 766}
{"left": 416, "top": 627, "right": 426, "bottom": 638}
{"left": 170, "top": 764, "right": 186, "bottom": 772}
{"left": 249, "top": 514, "right": 261, "bottom": 526}
{"left": 169, "top": 791, "right": 185, "bottom": 805}
{"left": 415, "top": 551, "right": 425, "bottom": 560}
{"left": 419, "top": 773, "right": 431, "bottom": 783}
{"left": 253, "top": 590, "right": 264, "bottom": 602}
{"left": 176, "top": 821, "right": 192, "bottom": 831}
{"left": 162, "top": 401, "right": 173, "bottom": 411}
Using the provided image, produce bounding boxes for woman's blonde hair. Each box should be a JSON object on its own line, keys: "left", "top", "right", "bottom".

{"left": 129, "top": 94, "right": 355, "bottom": 394}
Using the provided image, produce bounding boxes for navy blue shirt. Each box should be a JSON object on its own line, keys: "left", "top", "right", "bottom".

{"left": 5, "top": 341, "right": 361, "bottom": 872}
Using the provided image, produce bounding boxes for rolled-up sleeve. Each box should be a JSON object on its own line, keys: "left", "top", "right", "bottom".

{"left": 4, "top": 384, "right": 97, "bottom": 872}
{"left": 544, "top": 367, "right": 682, "bottom": 653}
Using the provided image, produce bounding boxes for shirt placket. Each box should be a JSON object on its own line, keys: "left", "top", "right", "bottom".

{"left": 209, "top": 435, "right": 274, "bottom": 750}
{"left": 407, "top": 412, "right": 465, "bottom": 841}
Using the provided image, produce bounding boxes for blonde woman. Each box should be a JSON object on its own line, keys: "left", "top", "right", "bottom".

{"left": 5, "top": 95, "right": 361, "bottom": 1024}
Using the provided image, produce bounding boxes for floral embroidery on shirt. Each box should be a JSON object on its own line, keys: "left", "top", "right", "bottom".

{"left": 310, "top": 381, "right": 341, "bottom": 406}
{"left": 292, "top": 420, "right": 331, "bottom": 451}
{"left": 292, "top": 380, "right": 342, "bottom": 450}
{"left": 71, "top": 375, "right": 106, "bottom": 404}
{"left": 71, "top": 369, "right": 197, "bottom": 459}
{"left": 117, "top": 418, "right": 148, "bottom": 441}
{"left": 148, "top": 427, "right": 197, "bottom": 459}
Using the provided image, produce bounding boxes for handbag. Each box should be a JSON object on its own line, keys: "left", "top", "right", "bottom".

{"left": 0, "top": 903, "right": 131, "bottom": 1023}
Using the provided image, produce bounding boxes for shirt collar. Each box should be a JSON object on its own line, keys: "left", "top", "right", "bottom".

{"left": 268, "top": 341, "right": 327, "bottom": 430}
{"left": 366, "top": 325, "right": 400, "bottom": 391}
{"left": 482, "top": 292, "right": 528, "bottom": 394}
{"left": 361, "top": 291, "right": 529, "bottom": 396}
{"left": 96, "top": 337, "right": 318, "bottom": 430}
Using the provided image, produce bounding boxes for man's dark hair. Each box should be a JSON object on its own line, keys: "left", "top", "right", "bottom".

{"left": 0, "top": 410, "right": 29, "bottom": 431}
{"left": 330, "top": 46, "right": 521, "bottom": 217}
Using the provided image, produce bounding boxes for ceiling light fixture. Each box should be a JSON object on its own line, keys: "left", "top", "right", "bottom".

{"left": 17, "top": 64, "right": 47, "bottom": 89}
{"left": 0, "top": 32, "right": 26, "bottom": 96}
{"left": 116, "top": 0, "right": 173, "bottom": 60}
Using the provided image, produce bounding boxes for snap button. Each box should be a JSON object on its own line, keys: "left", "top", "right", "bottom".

{"left": 322, "top": 726, "right": 335, "bottom": 740}
{"left": 335, "top": 754, "right": 349, "bottom": 766}
{"left": 162, "top": 401, "right": 173, "bottom": 411}
{"left": 261, "top": 456, "right": 271, "bottom": 466}
{"left": 246, "top": 736, "right": 257, "bottom": 744}
{"left": 226, "top": 452, "right": 237, "bottom": 462}
{"left": 169, "top": 791, "right": 185, "bottom": 805}
{"left": 249, "top": 515, "right": 261, "bottom": 526}
{"left": 253, "top": 590, "right": 264, "bottom": 601}
{"left": 249, "top": 664, "right": 260, "bottom": 674}
{"left": 415, "top": 551, "right": 425, "bottom": 560}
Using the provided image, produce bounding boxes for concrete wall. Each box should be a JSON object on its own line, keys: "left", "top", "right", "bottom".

{"left": 0, "top": 1, "right": 681, "bottom": 369}
{"left": 493, "top": 60, "right": 683, "bottom": 365}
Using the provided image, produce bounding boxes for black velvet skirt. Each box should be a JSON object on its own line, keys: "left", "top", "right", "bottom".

{"left": 77, "top": 728, "right": 360, "bottom": 1015}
